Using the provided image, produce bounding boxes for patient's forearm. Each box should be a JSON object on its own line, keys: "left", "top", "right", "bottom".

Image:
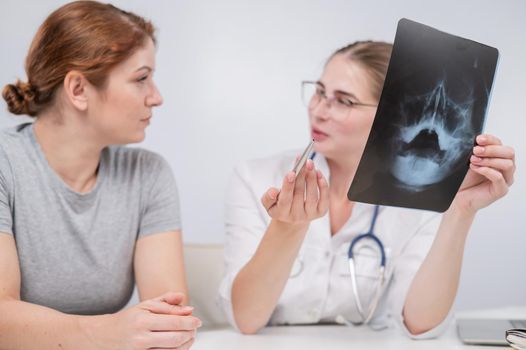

{"left": 403, "top": 207, "right": 475, "bottom": 335}
{"left": 0, "top": 297, "right": 104, "bottom": 349}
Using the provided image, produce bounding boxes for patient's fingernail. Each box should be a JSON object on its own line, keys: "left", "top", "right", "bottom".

{"left": 471, "top": 155, "right": 482, "bottom": 162}
{"left": 477, "top": 135, "right": 486, "bottom": 142}
{"left": 287, "top": 172, "right": 295, "bottom": 182}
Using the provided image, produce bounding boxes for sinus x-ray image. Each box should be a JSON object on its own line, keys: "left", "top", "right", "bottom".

{"left": 348, "top": 18, "right": 499, "bottom": 212}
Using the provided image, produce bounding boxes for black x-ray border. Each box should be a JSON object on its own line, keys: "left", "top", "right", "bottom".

{"left": 348, "top": 18, "right": 499, "bottom": 212}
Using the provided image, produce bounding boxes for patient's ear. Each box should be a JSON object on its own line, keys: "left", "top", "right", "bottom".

{"left": 62, "top": 71, "right": 90, "bottom": 112}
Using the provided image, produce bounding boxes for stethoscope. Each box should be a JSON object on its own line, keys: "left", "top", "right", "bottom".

{"left": 307, "top": 152, "right": 387, "bottom": 325}
{"left": 347, "top": 204, "right": 387, "bottom": 325}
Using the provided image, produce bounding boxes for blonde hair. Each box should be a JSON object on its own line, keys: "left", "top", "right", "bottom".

{"left": 329, "top": 41, "right": 393, "bottom": 101}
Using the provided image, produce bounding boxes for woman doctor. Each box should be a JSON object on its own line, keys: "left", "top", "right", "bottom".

{"left": 218, "top": 41, "right": 516, "bottom": 336}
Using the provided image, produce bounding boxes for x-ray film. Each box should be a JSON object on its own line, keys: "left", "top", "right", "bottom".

{"left": 348, "top": 19, "right": 499, "bottom": 212}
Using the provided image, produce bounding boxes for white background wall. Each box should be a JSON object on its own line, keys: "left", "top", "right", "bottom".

{"left": 1, "top": 0, "right": 524, "bottom": 311}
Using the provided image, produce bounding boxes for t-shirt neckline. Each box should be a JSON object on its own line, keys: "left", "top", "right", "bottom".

{"left": 26, "top": 122, "right": 108, "bottom": 200}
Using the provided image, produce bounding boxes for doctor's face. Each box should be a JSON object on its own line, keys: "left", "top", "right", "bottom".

{"left": 308, "top": 54, "right": 378, "bottom": 164}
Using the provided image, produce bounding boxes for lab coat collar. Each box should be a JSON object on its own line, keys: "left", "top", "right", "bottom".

{"left": 312, "top": 151, "right": 330, "bottom": 182}
{"left": 307, "top": 152, "right": 372, "bottom": 250}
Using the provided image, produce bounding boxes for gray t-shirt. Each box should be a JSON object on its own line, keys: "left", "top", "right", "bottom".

{"left": 0, "top": 123, "right": 181, "bottom": 315}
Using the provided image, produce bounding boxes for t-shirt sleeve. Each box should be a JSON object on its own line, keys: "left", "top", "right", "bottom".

{"left": 0, "top": 147, "right": 13, "bottom": 235}
{"left": 138, "top": 153, "right": 182, "bottom": 238}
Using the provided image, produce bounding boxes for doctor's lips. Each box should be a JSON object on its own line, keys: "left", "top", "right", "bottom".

{"left": 311, "top": 127, "right": 328, "bottom": 141}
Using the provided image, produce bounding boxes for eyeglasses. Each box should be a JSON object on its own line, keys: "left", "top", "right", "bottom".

{"left": 301, "top": 81, "right": 377, "bottom": 122}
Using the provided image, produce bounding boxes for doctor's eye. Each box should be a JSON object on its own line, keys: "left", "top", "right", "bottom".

{"left": 336, "top": 97, "right": 355, "bottom": 108}
{"left": 315, "top": 87, "right": 326, "bottom": 98}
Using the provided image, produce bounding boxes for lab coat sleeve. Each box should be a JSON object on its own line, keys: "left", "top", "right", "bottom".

{"left": 217, "top": 162, "right": 269, "bottom": 330}
{"left": 387, "top": 212, "right": 454, "bottom": 339}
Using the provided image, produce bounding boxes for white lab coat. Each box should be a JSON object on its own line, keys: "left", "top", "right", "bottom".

{"left": 218, "top": 150, "right": 452, "bottom": 338}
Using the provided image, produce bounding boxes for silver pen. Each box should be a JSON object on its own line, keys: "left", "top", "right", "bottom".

{"left": 292, "top": 139, "right": 315, "bottom": 174}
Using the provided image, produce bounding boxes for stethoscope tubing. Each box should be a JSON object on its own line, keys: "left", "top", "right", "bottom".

{"left": 309, "top": 151, "right": 387, "bottom": 325}
{"left": 348, "top": 204, "right": 387, "bottom": 325}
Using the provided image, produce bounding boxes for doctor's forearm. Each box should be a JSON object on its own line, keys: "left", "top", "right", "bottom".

{"left": 403, "top": 207, "right": 475, "bottom": 335}
{"left": 231, "top": 220, "right": 308, "bottom": 334}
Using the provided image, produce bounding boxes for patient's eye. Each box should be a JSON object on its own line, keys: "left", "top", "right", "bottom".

{"left": 137, "top": 75, "right": 148, "bottom": 83}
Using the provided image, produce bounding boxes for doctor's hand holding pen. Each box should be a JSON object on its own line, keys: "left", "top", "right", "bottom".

{"left": 231, "top": 152, "right": 329, "bottom": 335}
{"left": 261, "top": 140, "right": 329, "bottom": 227}
{"left": 261, "top": 158, "right": 330, "bottom": 227}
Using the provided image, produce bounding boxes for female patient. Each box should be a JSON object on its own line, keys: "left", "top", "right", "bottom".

{"left": 0, "top": 1, "right": 200, "bottom": 349}
{"left": 219, "top": 41, "right": 515, "bottom": 336}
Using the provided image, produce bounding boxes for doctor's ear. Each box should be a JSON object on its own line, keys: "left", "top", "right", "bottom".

{"left": 62, "top": 71, "right": 91, "bottom": 112}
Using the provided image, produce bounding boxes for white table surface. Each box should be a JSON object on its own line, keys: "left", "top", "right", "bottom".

{"left": 192, "top": 306, "right": 526, "bottom": 350}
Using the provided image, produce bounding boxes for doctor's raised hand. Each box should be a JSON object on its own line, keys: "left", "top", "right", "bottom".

{"left": 452, "top": 134, "right": 515, "bottom": 214}
{"left": 227, "top": 158, "right": 329, "bottom": 333}
{"left": 402, "top": 132, "right": 515, "bottom": 334}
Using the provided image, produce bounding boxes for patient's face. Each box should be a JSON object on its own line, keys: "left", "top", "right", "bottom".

{"left": 87, "top": 38, "right": 163, "bottom": 145}
{"left": 308, "top": 54, "right": 378, "bottom": 164}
